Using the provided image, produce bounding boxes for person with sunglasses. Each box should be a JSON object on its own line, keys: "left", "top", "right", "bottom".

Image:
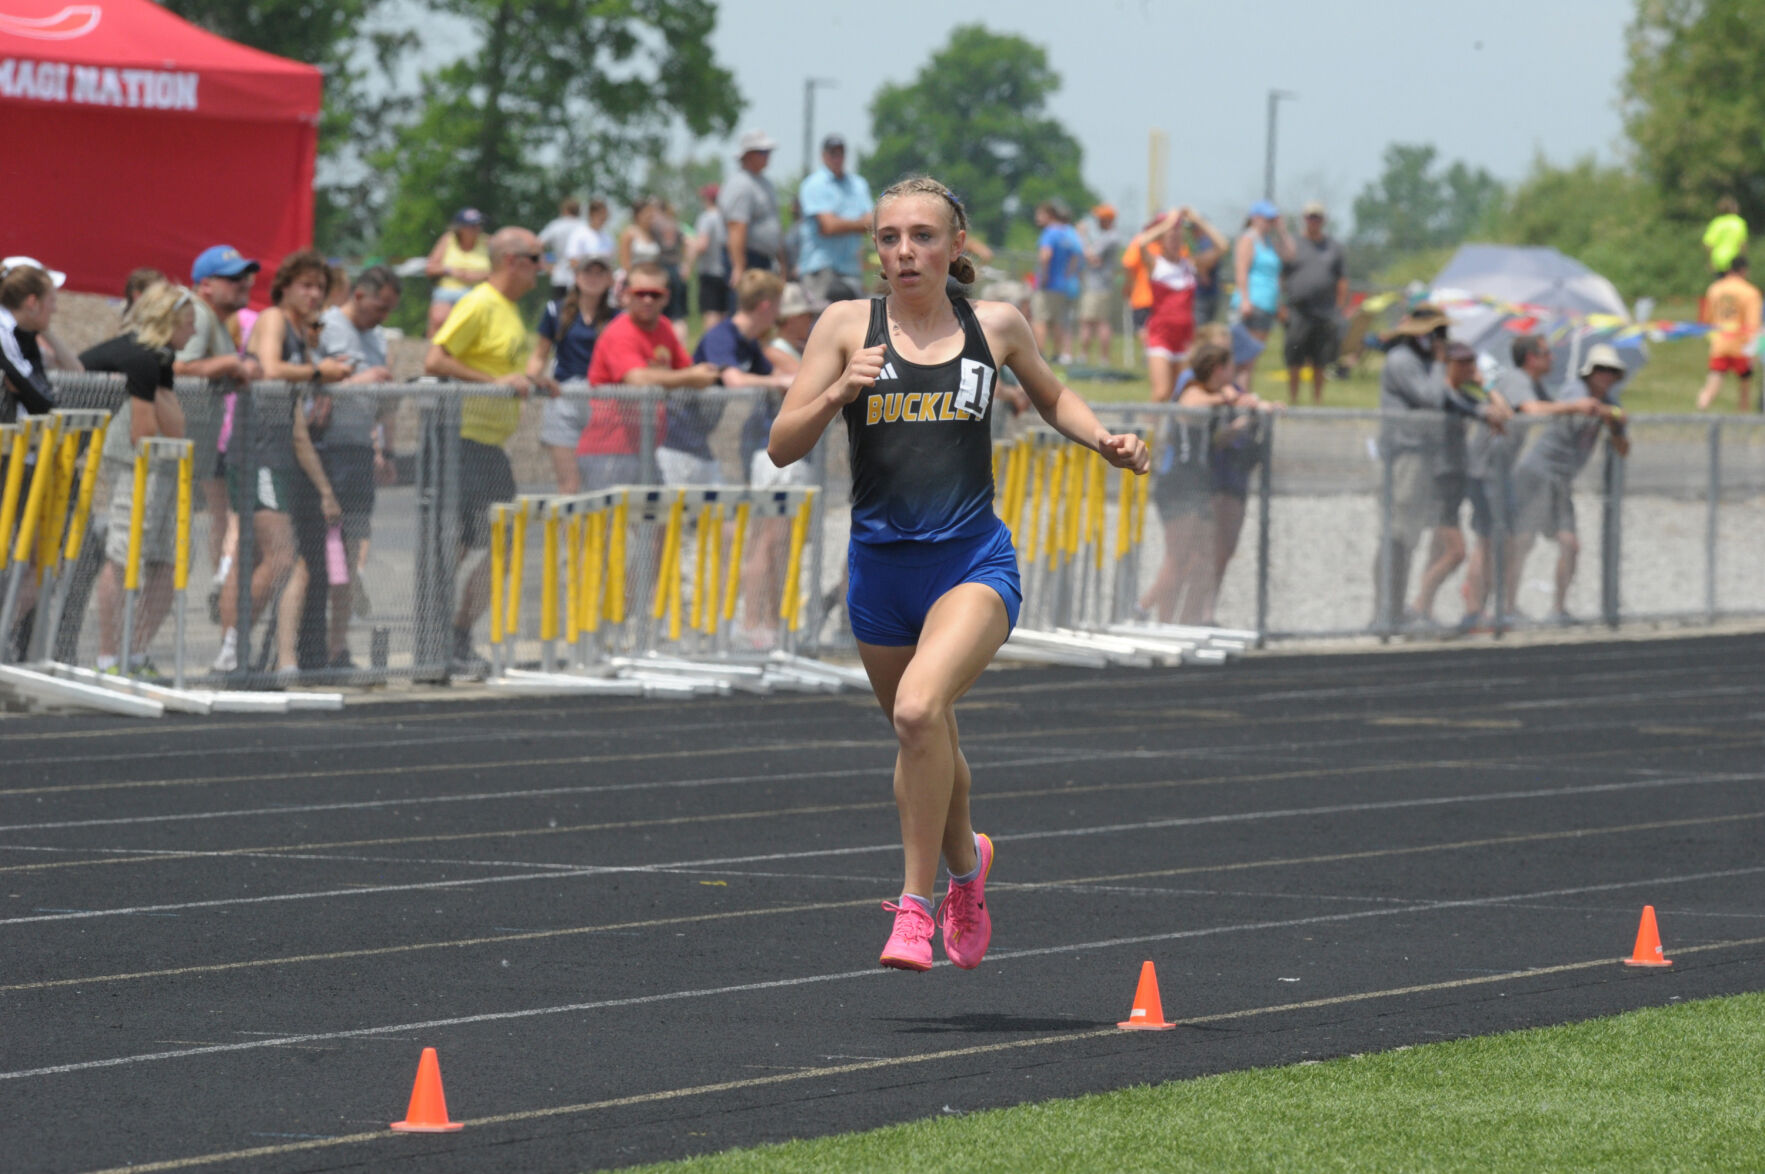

{"left": 424, "top": 226, "right": 556, "bottom": 678}
{"left": 578, "top": 260, "right": 720, "bottom": 492}
{"left": 178, "top": 246, "right": 263, "bottom": 624}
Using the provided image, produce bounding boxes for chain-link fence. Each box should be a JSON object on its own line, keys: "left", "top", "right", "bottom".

{"left": 6, "top": 377, "right": 1761, "bottom": 697}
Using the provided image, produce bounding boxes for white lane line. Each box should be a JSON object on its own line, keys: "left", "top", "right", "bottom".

{"left": 0, "top": 766, "right": 1757, "bottom": 928}
{"left": 3, "top": 707, "right": 1742, "bottom": 836}
{"left": 0, "top": 709, "right": 870, "bottom": 768}
{"left": 998, "top": 770, "right": 1763, "bottom": 845}
{"left": 0, "top": 749, "right": 1118, "bottom": 835}
{"left": 4, "top": 864, "right": 1760, "bottom": 1083}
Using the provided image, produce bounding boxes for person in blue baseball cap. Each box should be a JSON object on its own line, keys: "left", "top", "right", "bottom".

{"left": 177, "top": 246, "right": 264, "bottom": 625}
{"left": 190, "top": 245, "right": 261, "bottom": 285}
{"left": 1230, "top": 200, "right": 1292, "bottom": 393}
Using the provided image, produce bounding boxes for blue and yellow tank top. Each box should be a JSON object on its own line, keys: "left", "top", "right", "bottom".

{"left": 843, "top": 296, "right": 1000, "bottom": 545}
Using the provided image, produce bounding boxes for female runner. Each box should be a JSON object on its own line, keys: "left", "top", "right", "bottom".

{"left": 768, "top": 176, "right": 1148, "bottom": 972}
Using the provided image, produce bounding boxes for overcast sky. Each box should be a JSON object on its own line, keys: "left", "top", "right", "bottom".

{"left": 397, "top": 0, "right": 1631, "bottom": 230}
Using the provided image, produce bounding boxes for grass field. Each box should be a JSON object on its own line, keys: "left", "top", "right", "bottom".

{"left": 1066, "top": 328, "right": 1746, "bottom": 416}
{"left": 633, "top": 991, "right": 1765, "bottom": 1173}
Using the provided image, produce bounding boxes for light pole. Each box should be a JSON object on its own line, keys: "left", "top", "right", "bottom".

{"left": 803, "top": 77, "right": 838, "bottom": 178}
{"left": 1264, "top": 89, "right": 1297, "bottom": 202}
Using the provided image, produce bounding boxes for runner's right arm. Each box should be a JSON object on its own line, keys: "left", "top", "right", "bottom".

{"left": 768, "top": 299, "right": 879, "bottom": 467}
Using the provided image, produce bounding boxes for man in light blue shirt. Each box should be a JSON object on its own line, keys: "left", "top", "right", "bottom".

{"left": 796, "top": 134, "right": 873, "bottom": 310}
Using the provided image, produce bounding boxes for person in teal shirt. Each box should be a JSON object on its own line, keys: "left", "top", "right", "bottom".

{"left": 1230, "top": 200, "right": 1291, "bottom": 393}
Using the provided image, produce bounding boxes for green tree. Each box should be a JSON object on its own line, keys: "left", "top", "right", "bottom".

{"left": 160, "top": 0, "right": 413, "bottom": 251}
{"left": 1624, "top": 0, "right": 1765, "bottom": 226}
{"left": 377, "top": 0, "right": 741, "bottom": 259}
{"left": 865, "top": 25, "right": 1096, "bottom": 244}
{"left": 1349, "top": 144, "right": 1505, "bottom": 272}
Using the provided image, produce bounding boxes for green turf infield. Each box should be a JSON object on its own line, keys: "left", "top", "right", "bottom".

{"left": 630, "top": 990, "right": 1765, "bottom": 1172}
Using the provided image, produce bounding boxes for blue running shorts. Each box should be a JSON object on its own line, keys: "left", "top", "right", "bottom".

{"left": 846, "top": 521, "right": 1022, "bottom": 647}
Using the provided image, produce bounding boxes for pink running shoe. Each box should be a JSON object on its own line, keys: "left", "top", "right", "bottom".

{"left": 938, "top": 833, "right": 994, "bottom": 969}
{"left": 879, "top": 899, "right": 935, "bottom": 971}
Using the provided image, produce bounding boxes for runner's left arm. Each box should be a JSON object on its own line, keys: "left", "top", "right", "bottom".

{"left": 981, "top": 302, "right": 1147, "bottom": 473}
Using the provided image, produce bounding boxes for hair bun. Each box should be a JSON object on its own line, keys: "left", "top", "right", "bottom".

{"left": 948, "top": 254, "right": 977, "bottom": 286}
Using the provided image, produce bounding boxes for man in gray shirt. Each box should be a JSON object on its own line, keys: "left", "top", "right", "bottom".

{"left": 314, "top": 265, "right": 401, "bottom": 667}
{"left": 719, "top": 130, "right": 783, "bottom": 298}
{"left": 1510, "top": 342, "right": 1630, "bottom": 623}
{"left": 1282, "top": 202, "right": 1348, "bottom": 406}
{"left": 1373, "top": 305, "right": 1508, "bottom": 629}
{"left": 1409, "top": 342, "right": 1498, "bottom": 624}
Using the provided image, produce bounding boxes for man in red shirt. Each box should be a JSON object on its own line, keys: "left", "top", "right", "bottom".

{"left": 577, "top": 261, "right": 721, "bottom": 489}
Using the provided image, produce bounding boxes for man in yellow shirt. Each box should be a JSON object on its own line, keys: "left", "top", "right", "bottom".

{"left": 1702, "top": 197, "right": 1748, "bottom": 277}
{"left": 1697, "top": 253, "right": 1760, "bottom": 412}
{"left": 424, "top": 225, "right": 555, "bottom": 675}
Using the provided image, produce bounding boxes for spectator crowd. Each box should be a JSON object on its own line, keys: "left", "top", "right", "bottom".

{"left": 3, "top": 129, "right": 1707, "bottom": 680}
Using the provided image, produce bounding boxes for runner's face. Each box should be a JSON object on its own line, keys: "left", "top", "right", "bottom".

{"left": 874, "top": 195, "right": 961, "bottom": 295}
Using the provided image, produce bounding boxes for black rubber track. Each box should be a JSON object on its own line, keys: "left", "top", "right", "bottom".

{"left": 1, "top": 632, "right": 1761, "bottom": 1172}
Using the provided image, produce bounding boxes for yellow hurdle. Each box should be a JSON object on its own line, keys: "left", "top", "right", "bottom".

{"left": 1060, "top": 441, "right": 1084, "bottom": 562}
{"left": 582, "top": 509, "right": 605, "bottom": 634}
{"left": 123, "top": 449, "right": 150, "bottom": 593}
{"left": 722, "top": 501, "right": 749, "bottom": 623}
{"left": 35, "top": 427, "right": 76, "bottom": 574}
{"left": 1022, "top": 445, "right": 1044, "bottom": 564}
{"left": 780, "top": 489, "right": 815, "bottom": 630}
{"left": 505, "top": 499, "right": 529, "bottom": 636}
{"left": 1043, "top": 445, "right": 1066, "bottom": 572}
{"left": 607, "top": 492, "right": 628, "bottom": 624}
{"left": 563, "top": 513, "right": 582, "bottom": 645}
{"left": 691, "top": 502, "right": 711, "bottom": 633}
{"left": 1089, "top": 449, "right": 1108, "bottom": 572}
{"left": 62, "top": 419, "right": 108, "bottom": 563}
{"left": 704, "top": 503, "right": 723, "bottom": 635}
{"left": 10, "top": 416, "right": 60, "bottom": 567}
{"left": 488, "top": 504, "right": 508, "bottom": 649}
{"left": 540, "top": 507, "right": 560, "bottom": 646}
{"left": 661, "top": 491, "right": 687, "bottom": 640}
{"left": 173, "top": 450, "right": 192, "bottom": 593}
{"left": 1114, "top": 464, "right": 1133, "bottom": 562}
{"left": 0, "top": 422, "right": 26, "bottom": 568}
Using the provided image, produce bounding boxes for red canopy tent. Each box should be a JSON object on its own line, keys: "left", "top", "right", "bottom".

{"left": 0, "top": 0, "right": 322, "bottom": 296}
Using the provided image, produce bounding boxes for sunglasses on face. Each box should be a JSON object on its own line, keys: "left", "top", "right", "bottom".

{"left": 629, "top": 288, "right": 668, "bottom": 301}
{"left": 519, "top": 253, "right": 542, "bottom": 264}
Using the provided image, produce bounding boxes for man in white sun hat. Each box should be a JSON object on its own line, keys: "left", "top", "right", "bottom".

{"left": 1508, "top": 341, "right": 1631, "bottom": 624}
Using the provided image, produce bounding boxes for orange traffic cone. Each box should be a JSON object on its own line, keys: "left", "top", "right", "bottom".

{"left": 1622, "top": 905, "right": 1673, "bottom": 967}
{"left": 390, "top": 1047, "right": 465, "bottom": 1132}
{"left": 1117, "top": 960, "right": 1177, "bottom": 1030}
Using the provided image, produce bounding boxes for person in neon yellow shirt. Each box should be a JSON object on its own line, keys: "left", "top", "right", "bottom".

{"left": 1702, "top": 197, "right": 1747, "bottom": 276}
{"left": 424, "top": 225, "right": 555, "bottom": 676}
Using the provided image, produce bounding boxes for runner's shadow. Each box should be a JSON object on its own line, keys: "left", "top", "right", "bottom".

{"left": 882, "top": 1013, "right": 1110, "bottom": 1034}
